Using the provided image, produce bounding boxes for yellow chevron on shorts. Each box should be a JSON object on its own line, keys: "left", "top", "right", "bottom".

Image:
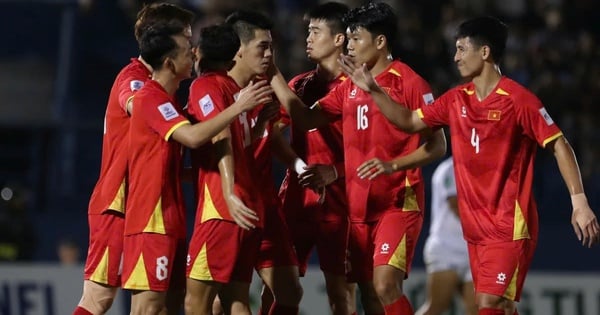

{"left": 124, "top": 254, "right": 150, "bottom": 290}
{"left": 189, "top": 243, "right": 213, "bottom": 281}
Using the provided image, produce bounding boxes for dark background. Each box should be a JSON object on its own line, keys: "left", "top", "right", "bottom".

{"left": 0, "top": 0, "right": 599, "bottom": 272}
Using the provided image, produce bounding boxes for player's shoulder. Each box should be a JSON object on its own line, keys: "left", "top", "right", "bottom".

{"left": 497, "top": 77, "right": 539, "bottom": 103}
{"left": 114, "top": 58, "right": 150, "bottom": 88}
{"left": 387, "top": 60, "right": 423, "bottom": 79}
{"left": 118, "top": 58, "right": 150, "bottom": 79}
{"left": 289, "top": 70, "right": 316, "bottom": 87}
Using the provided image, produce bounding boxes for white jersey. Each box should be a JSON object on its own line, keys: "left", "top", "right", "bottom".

{"left": 424, "top": 157, "right": 469, "bottom": 269}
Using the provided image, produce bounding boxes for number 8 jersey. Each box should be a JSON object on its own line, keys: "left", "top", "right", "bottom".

{"left": 315, "top": 60, "right": 433, "bottom": 223}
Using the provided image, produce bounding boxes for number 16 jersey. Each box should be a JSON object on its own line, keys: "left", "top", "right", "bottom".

{"left": 316, "top": 60, "right": 433, "bottom": 223}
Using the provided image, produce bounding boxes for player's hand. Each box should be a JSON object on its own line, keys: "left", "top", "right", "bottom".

{"left": 571, "top": 205, "right": 600, "bottom": 248}
{"left": 256, "top": 102, "right": 279, "bottom": 125}
{"left": 225, "top": 194, "right": 258, "bottom": 230}
{"left": 235, "top": 80, "right": 274, "bottom": 112}
{"left": 338, "top": 54, "right": 378, "bottom": 93}
{"left": 298, "top": 164, "right": 337, "bottom": 190}
{"left": 357, "top": 158, "right": 394, "bottom": 180}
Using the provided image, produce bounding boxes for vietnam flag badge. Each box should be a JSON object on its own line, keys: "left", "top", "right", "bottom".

{"left": 488, "top": 110, "right": 501, "bottom": 120}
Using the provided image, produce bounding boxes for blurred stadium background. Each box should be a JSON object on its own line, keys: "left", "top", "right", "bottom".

{"left": 0, "top": 0, "right": 599, "bottom": 314}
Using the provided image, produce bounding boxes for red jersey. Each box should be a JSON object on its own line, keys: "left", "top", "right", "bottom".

{"left": 279, "top": 70, "right": 347, "bottom": 221}
{"left": 247, "top": 106, "right": 280, "bottom": 209}
{"left": 417, "top": 76, "right": 563, "bottom": 244}
{"left": 126, "top": 80, "right": 190, "bottom": 239}
{"left": 316, "top": 61, "right": 432, "bottom": 222}
{"left": 88, "top": 58, "right": 150, "bottom": 215}
{"left": 187, "top": 71, "right": 264, "bottom": 227}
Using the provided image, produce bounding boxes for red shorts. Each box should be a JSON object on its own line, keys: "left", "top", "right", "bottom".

{"left": 291, "top": 216, "right": 349, "bottom": 277}
{"left": 468, "top": 239, "right": 536, "bottom": 301}
{"left": 347, "top": 210, "right": 423, "bottom": 283}
{"left": 187, "top": 219, "right": 262, "bottom": 283}
{"left": 121, "top": 233, "right": 186, "bottom": 292}
{"left": 84, "top": 211, "right": 124, "bottom": 287}
{"left": 256, "top": 205, "right": 298, "bottom": 270}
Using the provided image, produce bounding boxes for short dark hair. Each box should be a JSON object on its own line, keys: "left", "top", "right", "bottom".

{"left": 197, "top": 24, "right": 240, "bottom": 71}
{"left": 305, "top": 2, "right": 350, "bottom": 35}
{"left": 225, "top": 10, "right": 273, "bottom": 44}
{"left": 134, "top": 3, "right": 195, "bottom": 43}
{"left": 455, "top": 16, "right": 508, "bottom": 63}
{"left": 343, "top": 2, "right": 396, "bottom": 50}
{"left": 139, "top": 23, "right": 184, "bottom": 70}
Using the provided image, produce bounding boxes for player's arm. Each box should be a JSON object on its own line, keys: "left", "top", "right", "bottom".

{"left": 213, "top": 129, "right": 259, "bottom": 230}
{"left": 547, "top": 136, "right": 600, "bottom": 247}
{"left": 270, "top": 67, "right": 329, "bottom": 131}
{"left": 356, "top": 128, "right": 446, "bottom": 180}
{"left": 173, "top": 80, "right": 273, "bottom": 148}
{"left": 338, "top": 55, "right": 427, "bottom": 133}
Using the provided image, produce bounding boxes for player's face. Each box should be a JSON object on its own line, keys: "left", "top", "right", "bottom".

{"left": 171, "top": 34, "right": 194, "bottom": 80}
{"left": 239, "top": 29, "right": 273, "bottom": 76}
{"left": 306, "top": 19, "right": 340, "bottom": 62}
{"left": 346, "top": 27, "right": 378, "bottom": 68}
{"left": 454, "top": 37, "right": 485, "bottom": 79}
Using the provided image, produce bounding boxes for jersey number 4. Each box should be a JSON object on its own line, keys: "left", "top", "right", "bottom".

{"left": 471, "top": 128, "right": 480, "bottom": 154}
{"left": 357, "top": 105, "right": 369, "bottom": 130}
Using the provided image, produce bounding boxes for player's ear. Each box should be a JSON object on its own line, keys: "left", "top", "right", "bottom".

{"left": 165, "top": 57, "right": 176, "bottom": 74}
{"left": 480, "top": 45, "right": 491, "bottom": 60}
{"left": 334, "top": 33, "right": 345, "bottom": 48}
{"left": 375, "top": 34, "right": 386, "bottom": 50}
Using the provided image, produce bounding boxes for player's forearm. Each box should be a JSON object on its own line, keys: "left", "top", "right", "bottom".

{"left": 270, "top": 125, "right": 300, "bottom": 167}
{"left": 390, "top": 129, "right": 446, "bottom": 171}
{"left": 216, "top": 139, "right": 236, "bottom": 197}
{"left": 552, "top": 136, "right": 585, "bottom": 196}
{"left": 175, "top": 112, "right": 237, "bottom": 149}
{"left": 271, "top": 72, "right": 326, "bottom": 130}
{"left": 369, "top": 86, "right": 420, "bottom": 133}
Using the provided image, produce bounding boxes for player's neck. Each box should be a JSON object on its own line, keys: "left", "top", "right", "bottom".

{"left": 369, "top": 54, "right": 392, "bottom": 77}
{"left": 315, "top": 54, "right": 342, "bottom": 81}
{"left": 138, "top": 56, "right": 153, "bottom": 73}
{"left": 471, "top": 64, "right": 502, "bottom": 101}
{"left": 152, "top": 72, "right": 179, "bottom": 96}
{"left": 228, "top": 65, "right": 255, "bottom": 88}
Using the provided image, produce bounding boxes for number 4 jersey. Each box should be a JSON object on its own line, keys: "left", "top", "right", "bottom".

{"left": 417, "top": 76, "right": 563, "bottom": 244}
{"left": 315, "top": 60, "right": 434, "bottom": 223}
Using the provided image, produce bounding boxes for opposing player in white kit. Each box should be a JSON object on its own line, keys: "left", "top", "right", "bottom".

{"left": 416, "top": 156, "right": 477, "bottom": 315}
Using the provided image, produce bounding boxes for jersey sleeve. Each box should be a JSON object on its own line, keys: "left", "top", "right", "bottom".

{"left": 188, "top": 79, "right": 228, "bottom": 122}
{"left": 117, "top": 70, "right": 147, "bottom": 113}
{"left": 140, "top": 96, "right": 190, "bottom": 141}
{"left": 516, "top": 92, "right": 563, "bottom": 147}
{"left": 314, "top": 81, "right": 345, "bottom": 121}
{"left": 401, "top": 72, "right": 434, "bottom": 110}
{"left": 417, "top": 88, "right": 452, "bottom": 129}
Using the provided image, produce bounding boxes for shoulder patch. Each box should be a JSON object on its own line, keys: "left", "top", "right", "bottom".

{"left": 130, "top": 80, "right": 144, "bottom": 91}
{"left": 422, "top": 93, "right": 434, "bottom": 105}
{"left": 199, "top": 94, "right": 215, "bottom": 116}
{"left": 539, "top": 107, "right": 554, "bottom": 126}
{"left": 157, "top": 102, "right": 179, "bottom": 121}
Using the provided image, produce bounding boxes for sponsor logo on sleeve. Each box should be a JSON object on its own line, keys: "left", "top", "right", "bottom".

{"left": 539, "top": 107, "right": 554, "bottom": 125}
{"left": 130, "top": 80, "right": 144, "bottom": 91}
{"left": 199, "top": 94, "right": 215, "bottom": 116}
{"left": 422, "top": 93, "right": 434, "bottom": 105}
{"left": 157, "top": 102, "right": 179, "bottom": 121}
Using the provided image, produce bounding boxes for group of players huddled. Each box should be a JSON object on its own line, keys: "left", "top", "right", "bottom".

{"left": 72, "top": 2, "right": 600, "bottom": 315}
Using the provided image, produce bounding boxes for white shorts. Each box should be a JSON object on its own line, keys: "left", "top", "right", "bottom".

{"left": 423, "top": 237, "right": 472, "bottom": 283}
